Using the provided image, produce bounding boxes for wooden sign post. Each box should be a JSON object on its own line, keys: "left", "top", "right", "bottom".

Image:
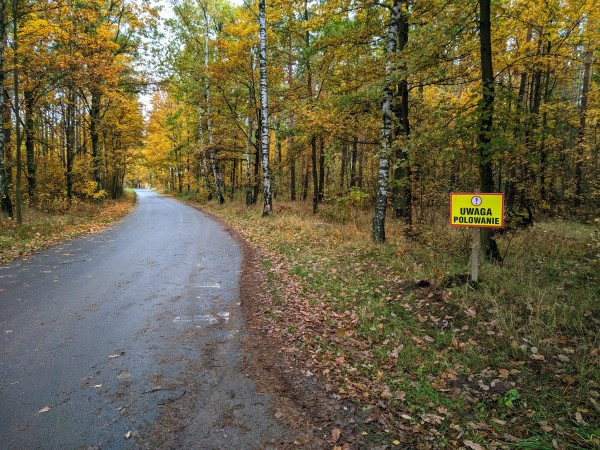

{"left": 450, "top": 193, "right": 504, "bottom": 282}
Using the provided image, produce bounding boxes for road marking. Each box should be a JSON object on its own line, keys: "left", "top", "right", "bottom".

{"left": 173, "top": 312, "right": 230, "bottom": 325}
{"left": 173, "top": 314, "right": 217, "bottom": 325}
{"left": 193, "top": 283, "right": 221, "bottom": 288}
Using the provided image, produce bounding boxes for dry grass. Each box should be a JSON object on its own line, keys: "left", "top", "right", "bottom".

{"left": 0, "top": 192, "right": 136, "bottom": 264}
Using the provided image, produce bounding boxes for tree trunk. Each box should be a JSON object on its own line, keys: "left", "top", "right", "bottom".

{"left": 350, "top": 136, "right": 358, "bottom": 188}
{"left": 301, "top": 156, "right": 309, "bottom": 201}
{"left": 357, "top": 141, "right": 364, "bottom": 189}
{"left": 575, "top": 50, "right": 591, "bottom": 205}
{"left": 274, "top": 130, "right": 281, "bottom": 199}
{"left": 340, "top": 145, "right": 347, "bottom": 192}
{"left": 202, "top": 3, "right": 223, "bottom": 205}
{"left": 0, "top": 0, "right": 13, "bottom": 217}
{"left": 198, "top": 104, "right": 212, "bottom": 200}
{"left": 231, "top": 158, "right": 236, "bottom": 199}
{"left": 253, "top": 127, "right": 260, "bottom": 203}
{"left": 477, "top": 0, "right": 500, "bottom": 261}
{"left": 392, "top": 3, "right": 411, "bottom": 225}
{"left": 289, "top": 146, "right": 296, "bottom": 201}
{"left": 65, "top": 88, "right": 76, "bottom": 202}
{"left": 506, "top": 24, "right": 532, "bottom": 211}
{"left": 12, "top": 0, "right": 23, "bottom": 223}
{"left": 259, "top": 0, "right": 272, "bottom": 216}
{"left": 0, "top": 91, "right": 11, "bottom": 217}
{"left": 91, "top": 91, "right": 102, "bottom": 192}
{"left": 245, "top": 117, "right": 253, "bottom": 205}
{"left": 24, "top": 90, "right": 36, "bottom": 199}
{"left": 287, "top": 38, "right": 296, "bottom": 201}
{"left": 311, "top": 135, "right": 318, "bottom": 213}
{"left": 539, "top": 60, "right": 551, "bottom": 202}
{"left": 318, "top": 136, "right": 325, "bottom": 202}
{"left": 372, "top": 0, "right": 402, "bottom": 242}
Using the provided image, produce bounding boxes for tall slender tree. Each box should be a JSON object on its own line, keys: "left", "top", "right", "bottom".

{"left": 259, "top": 0, "right": 272, "bottom": 216}
{"left": 0, "top": 0, "right": 12, "bottom": 217}
{"left": 392, "top": 1, "right": 411, "bottom": 225}
{"left": 12, "top": 0, "right": 23, "bottom": 224}
{"left": 373, "top": 0, "right": 402, "bottom": 242}
{"left": 477, "top": 0, "right": 500, "bottom": 260}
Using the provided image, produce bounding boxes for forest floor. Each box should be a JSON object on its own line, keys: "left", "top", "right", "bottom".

{"left": 191, "top": 195, "right": 599, "bottom": 450}
{"left": 0, "top": 191, "right": 136, "bottom": 264}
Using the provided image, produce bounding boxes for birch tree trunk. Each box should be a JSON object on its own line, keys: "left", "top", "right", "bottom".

{"left": 12, "top": 0, "right": 23, "bottom": 223}
{"left": 372, "top": 0, "right": 401, "bottom": 242}
{"left": 201, "top": 2, "right": 223, "bottom": 204}
{"left": 245, "top": 116, "right": 253, "bottom": 205}
{"left": 259, "top": 0, "right": 272, "bottom": 216}
{"left": 198, "top": 103, "right": 212, "bottom": 200}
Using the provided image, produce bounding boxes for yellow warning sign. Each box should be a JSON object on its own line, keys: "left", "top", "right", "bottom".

{"left": 450, "top": 193, "right": 504, "bottom": 228}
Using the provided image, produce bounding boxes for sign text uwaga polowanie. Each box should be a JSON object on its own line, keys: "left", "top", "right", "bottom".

{"left": 450, "top": 193, "right": 505, "bottom": 228}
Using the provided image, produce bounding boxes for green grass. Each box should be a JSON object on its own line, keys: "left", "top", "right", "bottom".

{"left": 182, "top": 196, "right": 599, "bottom": 448}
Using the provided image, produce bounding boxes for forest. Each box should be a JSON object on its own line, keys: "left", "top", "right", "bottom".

{"left": 1, "top": 0, "right": 599, "bottom": 447}
{"left": 141, "top": 0, "right": 599, "bottom": 237}
{"left": 1, "top": 0, "right": 598, "bottom": 229}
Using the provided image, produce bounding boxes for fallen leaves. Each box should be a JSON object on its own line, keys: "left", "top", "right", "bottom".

{"left": 331, "top": 427, "right": 341, "bottom": 442}
{"left": 463, "top": 440, "right": 485, "bottom": 450}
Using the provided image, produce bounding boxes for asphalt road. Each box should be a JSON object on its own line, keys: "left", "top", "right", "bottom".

{"left": 0, "top": 190, "right": 285, "bottom": 449}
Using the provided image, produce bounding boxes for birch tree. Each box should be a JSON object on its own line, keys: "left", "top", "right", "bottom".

{"left": 372, "top": 0, "right": 401, "bottom": 242}
{"left": 12, "top": 0, "right": 23, "bottom": 224}
{"left": 259, "top": 0, "right": 272, "bottom": 216}
{"left": 200, "top": 1, "right": 224, "bottom": 204}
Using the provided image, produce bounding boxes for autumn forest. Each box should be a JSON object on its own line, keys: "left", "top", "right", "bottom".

{"left": 1, "top": 0, "right": 598, "bottom": 231}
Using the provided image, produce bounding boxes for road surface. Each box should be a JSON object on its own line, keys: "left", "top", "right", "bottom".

{"left": 0, "top": 190, "right": 286, "bottom": 449}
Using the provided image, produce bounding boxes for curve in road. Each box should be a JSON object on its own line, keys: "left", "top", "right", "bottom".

{"left": 0, "top": 189, "right": 285, "bottom": 449}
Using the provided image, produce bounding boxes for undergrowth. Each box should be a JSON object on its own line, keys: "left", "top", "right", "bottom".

{"left": 191, "top": 197, "right": 599, "bottom": 449}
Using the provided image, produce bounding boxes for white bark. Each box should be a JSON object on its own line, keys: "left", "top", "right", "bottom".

{"left": 259, "top": 0, "right": 272, "bottom": 216}
{"left": 12, "top": 0, "right": 23, "bottom": 223}
{"left": 201, "top": 1, "right": 222, "bottom": 204}
{"left": 372, "top": 0, "right": 402, "bottom": 242}
{"left": 198, "top": 103, "right": 212, "bottom": 194}
{"left": 0, "top": 0, "right": 6, "bottom": 212}
{"left": 245, "top": 116, "right": 253, "bottom": 205}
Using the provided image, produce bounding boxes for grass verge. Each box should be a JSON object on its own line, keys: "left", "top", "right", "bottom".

{"left": 0, "top": 192, "right": 136, "bottom": 264}
{"left": 190, "top": 197, "right": 599, "bottom": 450}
